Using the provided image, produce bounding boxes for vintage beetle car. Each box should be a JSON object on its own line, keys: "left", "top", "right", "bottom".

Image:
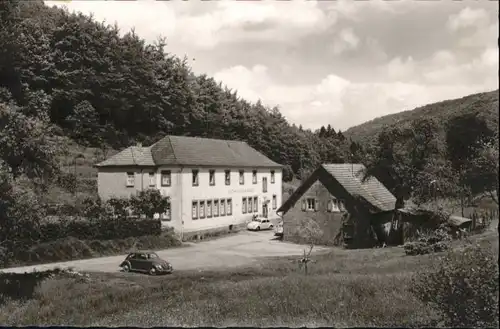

{"left": 247, "top": 215, "right": 274, "bottom": 231}
{"left": 119, "top": 251, "right": 173, "bottom": 275}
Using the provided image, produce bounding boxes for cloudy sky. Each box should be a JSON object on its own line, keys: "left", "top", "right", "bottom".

{"left": 45, "top": 0, "right": 499, "bottom": 131}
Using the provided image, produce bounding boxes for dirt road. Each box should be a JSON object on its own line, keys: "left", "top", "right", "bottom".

{"left": 1, "top": 231, "right": 331, "bottom": 274}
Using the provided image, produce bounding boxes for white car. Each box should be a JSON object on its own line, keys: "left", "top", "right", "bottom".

{"left": 247, "top": 217, "right": 274, "bottom": 231}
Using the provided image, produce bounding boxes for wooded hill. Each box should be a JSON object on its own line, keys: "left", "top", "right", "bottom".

{"left": 344, "top": 90, "right": 499, "bottom": 146}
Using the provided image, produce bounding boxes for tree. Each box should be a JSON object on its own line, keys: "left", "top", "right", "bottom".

{"left": 65, "top": 100, "right": 102, "bottom": 145}
{"left": 445, "top": 113, "right": 496, "bottom": 211}
{"left": 470, "top": 136, "right": 499, "bottom": 205}
{"left": 363, "top": 118, "right": 440, "bottom": 207}
{"left": 0, "top": 102, "right": 60, "bottom": 181}
{"left": 129, "top": 189, "right": 170, "bottom": 218}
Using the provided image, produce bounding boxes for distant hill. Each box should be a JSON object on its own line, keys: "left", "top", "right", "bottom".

{"left": 344, "top": 90, "right": 499, "bottom": 145}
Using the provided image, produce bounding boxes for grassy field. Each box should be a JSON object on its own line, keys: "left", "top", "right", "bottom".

{"left": 1, "top": 227, "right": 497, "bottom": 327}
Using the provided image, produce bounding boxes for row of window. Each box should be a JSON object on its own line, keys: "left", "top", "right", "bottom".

{"left": 192, "top": 169, "right": 275, "bottom": 187}
{"left": 192, "top": 199, "right": 232, "bottom": 219}
{"left": 242, "top": 196, "right": 259, "bottom": 214}
{"left": 242, "top": 195, "right": 279, "bottom": 213}
{"left": 302, "top": 198, "right": 346, "bottom": 212}
{"left": 126, "top": 170, "right": 276, "bottom": 188}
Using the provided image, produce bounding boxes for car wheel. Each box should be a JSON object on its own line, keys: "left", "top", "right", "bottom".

{"left": 270, "top": 225, "right": 274, "bottom": 230}
{"left": 122, "top": 263, "right": 130, "bottom": 272}
{"left": 256, "top": 226, "right": 260, "bottom": 231}
{"left": 148, "top": 267, "right": 157, "bottom": 276}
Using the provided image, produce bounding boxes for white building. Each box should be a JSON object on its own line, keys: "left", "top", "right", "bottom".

{"left": 95, "top": 135, "right": 283, "bottom": 238}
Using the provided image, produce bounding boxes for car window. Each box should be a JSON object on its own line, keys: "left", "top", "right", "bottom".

{"left": 139, "top": 253, "right": 148, "bottom": 259}
{"left": 149, "top": 253, "right": 158, "bottom": 259}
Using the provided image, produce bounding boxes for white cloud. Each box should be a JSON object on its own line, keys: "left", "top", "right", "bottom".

{"left": 175, "top": 1, "right": 332, "bottom": 49}
{"left": 46, "top": 0, "right": 331, "bottom": 49}
{"left": 447, "top": 7, "right": 489, "bottom": 31}
{"left": 386, "top": 56, "right": 416, "bottom": 81}
{"left": 332, "top": 28, "right": 360, "bottom": 55}
{"left": 46, "top": 0, "right": 177, "bottom": 43}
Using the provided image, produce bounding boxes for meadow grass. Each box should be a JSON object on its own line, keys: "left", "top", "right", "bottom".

{"left": 0, "top": 228, "right": 496, "bottom": 327}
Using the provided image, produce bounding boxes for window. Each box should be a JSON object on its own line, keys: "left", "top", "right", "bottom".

{"left": 242, "top": 197, "right": 247, "bottom": 214}
{"left": 303, "top": 198, "right": 317, "bottom": 212}
{"left": 253, "top": 197, "right": 258, "bottom": 213}
{"left": 252, "top": 170, "right": 257, "bottom": 184}
{"left": 126, "top": 172, "right": 135, "bottom": 187}
{"left": 199, "top": 201, "right": 205, "bottom": 219}
{"left": 209, "top": 170, "right": 215, "bottom": 186}
{"left": 161, "top": 202, "right": 171, "bottom": 221}
{"left": 262, "top": 177, "right": 268, "bottom": 193}
{"left": 239, "top": 170, "right": 245, "bottom": 185}
{"left": 148, "top": 172, "right": 156, "bottom": 187}
{"left": 248, "top": 197, "right": 253, "bottom": 213}
{"left": 225, "top": 170, "right": 231, "bottom": 185}
{"left": 339, "top": 200, "right": 345, "bottom": 211}
{"left": 327, "top": 199, "right": 341, "bottom": 212}
{"left": 192, "top": 170, "right": 199, "bottom": 186}
{"left": 272, "top": 195, "right": 277, "bottom": 209}
{"left": 207, "top": 200, "right": 212, "bottom": 218}
{"left": 161, "top": 170, "right": 171, "bottom": 186}
{"left": 192, "top": 201, "right": 198, "bottom": 220}
{"left": 271, "top": 170, "right": 275, "bottom": 184}
{"left": 214, "top": 200, "right": 219, "bottom": 217}
{"left": 220, "top": 199, "right": 226, "bottom": 216}
{"left": 227, "top": 198, "right": 232, "bottom": 215}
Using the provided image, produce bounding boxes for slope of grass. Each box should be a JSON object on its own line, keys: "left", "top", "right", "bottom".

{"left": 2, "top": 228, "right": 497, "bottom": 327}
{"left": 344, "top": 90, "right": 499, "bottom": 145}
{"left": 4, "top": 231, "right": 495, "bottom": 327}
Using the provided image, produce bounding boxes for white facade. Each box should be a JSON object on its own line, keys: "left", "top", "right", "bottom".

{"left": 151, "top": 166, "right": 282, "bottom": 235}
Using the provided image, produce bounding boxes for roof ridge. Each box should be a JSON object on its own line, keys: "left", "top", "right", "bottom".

{"left": 167, "top": 134, "right": 246, "bottom": 144}
{"left": 166, "top": 136, "right": 178, "bottom": 164}
{"left": 130, "top": 146, "right": 137, "bottom": 165}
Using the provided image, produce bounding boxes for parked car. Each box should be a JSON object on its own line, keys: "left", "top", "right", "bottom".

{"left": 119, "top": 251, "right": 173, "bottom": 275}
{"left": 274, "top": 221, "right": 283, "bottom": 237}
{"left": 247, "top": 215, "right": 274, "bottom": 231}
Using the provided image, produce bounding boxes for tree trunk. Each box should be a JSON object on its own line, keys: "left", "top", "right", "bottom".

{"left": 395, "top": 196, "right": 405, "bottom": 210}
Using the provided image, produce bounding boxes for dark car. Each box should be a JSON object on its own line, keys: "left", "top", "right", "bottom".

{"left": 119, "top": 251, "right": 173, "bottom": 275}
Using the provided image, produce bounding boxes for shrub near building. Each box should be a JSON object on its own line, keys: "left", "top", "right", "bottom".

{"left": 0, "top": 190, "right": 179, "bottom": 268}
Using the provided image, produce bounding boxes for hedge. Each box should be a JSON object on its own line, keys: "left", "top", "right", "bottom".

{"left": 4, "top": 217, "right": 162, "bottom": 251}
{"left": 37, "top": 217, "right": 161, "bottom": 243}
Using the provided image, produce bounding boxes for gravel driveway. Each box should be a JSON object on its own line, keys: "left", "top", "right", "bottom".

{"left": 1, "top": 231, "right": 330, "bottom": 274}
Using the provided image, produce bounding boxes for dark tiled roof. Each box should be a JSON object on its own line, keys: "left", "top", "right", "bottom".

{"left": 95, "top": 146, "right": 155, "bottom": 167}
{"left": 321, "top": 164, "right": 396, "bottom": 212}
{"left": 96, "top": 135, "right": 281, "bottom": 168}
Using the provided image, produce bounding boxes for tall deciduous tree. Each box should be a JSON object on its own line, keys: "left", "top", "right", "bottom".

{"left": 363, "top": 118, "right": 440, "bottom": 207}
{"left": 445, "top": 113, "right": 496, "bottom": 211}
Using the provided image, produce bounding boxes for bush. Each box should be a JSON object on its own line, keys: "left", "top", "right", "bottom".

{"left": 404, "top": 225, "right": 452, "bottom": 256}
{"left": 410, "top": 243, "right": 499, "bottom": 327}
{"left": 37, "top": 217, "right": 162, "bottom": 242}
